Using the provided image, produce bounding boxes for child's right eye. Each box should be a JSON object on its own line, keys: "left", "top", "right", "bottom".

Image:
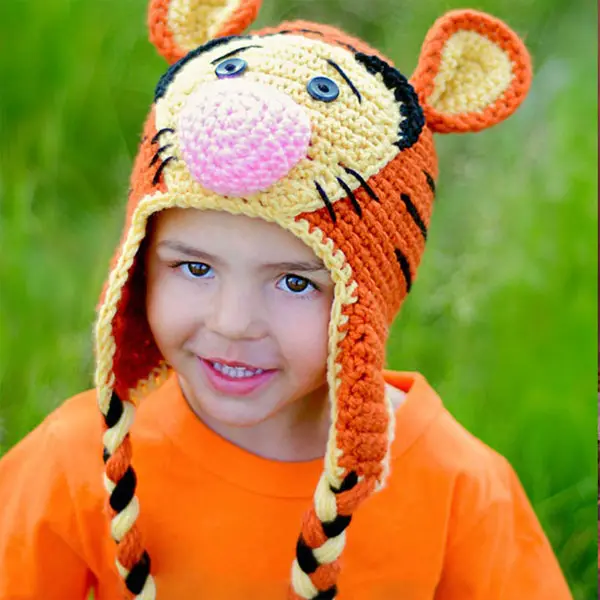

{"left": 174, "top": 262, "right": 213, "bottom": 279}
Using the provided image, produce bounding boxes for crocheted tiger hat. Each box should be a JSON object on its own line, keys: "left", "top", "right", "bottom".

{"left": 94, "top": 1, "right": 531, "bottom": 598}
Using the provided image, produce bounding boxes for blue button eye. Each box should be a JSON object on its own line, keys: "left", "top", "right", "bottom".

{"left": 307, "top": 76, "right": 339, "bottom": 102}
{"left": 215, "top": 57, "right": 247, "bottom": 78}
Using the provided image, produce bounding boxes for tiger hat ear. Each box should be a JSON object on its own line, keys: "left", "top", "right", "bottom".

{"left": 410, "top": 10, "right": 532, "bottom": 134}
{"left": 148, "top": 0, "right": 262, "bottom": 64}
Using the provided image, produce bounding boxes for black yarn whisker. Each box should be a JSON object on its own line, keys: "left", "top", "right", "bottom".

{"left": 149, "top": 144, "right": 173, "bottom": 168}
{"left": 342, "top": 166, "right": 380, "bottom": 202}
{"left": 153, "top": 156, "right": 176, "bottom": 186}
{"left": 336, "top": 176, "right": 362, "bottom": 218}
{"left": 151, "top": 127, "right": 175, "bottom": 145}
{"left": 315, "top": 181, "right": 337, "bottom": 223}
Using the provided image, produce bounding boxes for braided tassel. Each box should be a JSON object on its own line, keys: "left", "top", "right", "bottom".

{"left": 102, "top": 391, "right": 156, "bottom": 599}
{"left": 289, "top": 471, "right": 375, "bottom": 599}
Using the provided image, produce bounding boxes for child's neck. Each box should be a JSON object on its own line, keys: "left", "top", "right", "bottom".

{"left": 185, "top": 383, "right": 332, "bottom": 462}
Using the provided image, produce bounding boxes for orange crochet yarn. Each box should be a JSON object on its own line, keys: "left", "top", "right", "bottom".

{"left": 94, "top": 1, "right": 532, "bottom": 598}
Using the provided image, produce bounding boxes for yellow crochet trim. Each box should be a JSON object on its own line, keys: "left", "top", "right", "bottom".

{"left": 154, "top": 34, "right": 403, "bottom": 218}
{"left": 429, "top": 30, "right": 513, "bottom": 115}
{"left": 168, "top": 0, "right": 241, "bottom": 53}
{"left": 129, "top": 362, "right": 172, "bottom": 405}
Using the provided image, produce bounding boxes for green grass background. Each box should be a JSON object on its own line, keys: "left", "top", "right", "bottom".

{"left": 0, "top": 0, "right": 596, "bottom": 596}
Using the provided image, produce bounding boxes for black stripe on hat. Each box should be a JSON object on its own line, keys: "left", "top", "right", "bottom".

{"left": 394, "top": 249, "right": 412, "bottom": 292}
{"left": 423, "top": 170, "right": 436, "bottom": 194}
{"left": 400, "top": 193, "right": 428, "bottom": 240}
{"left": 109, "top": 467, "right": 136, "bottom": 513}
{"left": 125, "top": 550, "right": 152, "bottom": 595}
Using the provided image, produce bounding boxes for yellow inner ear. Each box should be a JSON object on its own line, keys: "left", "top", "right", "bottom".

{"left": 429, "top": 30, "right": 513, "bottom": 115}
{"left": 169, "top": 0, "right": 241, "bottom": 52}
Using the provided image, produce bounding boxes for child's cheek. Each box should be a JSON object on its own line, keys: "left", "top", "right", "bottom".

{"left": 269, "top": 295, "right": 331, "bottom": 373}
{"left": 146, "top": 268, "right": 210, "bottom": 348}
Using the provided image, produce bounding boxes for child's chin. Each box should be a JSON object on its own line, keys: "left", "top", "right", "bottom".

{"left": 196, "top": 393, "right": 283, "bottom": 428}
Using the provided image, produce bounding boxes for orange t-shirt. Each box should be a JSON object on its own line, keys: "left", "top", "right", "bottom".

{"left": 0, "top": 371, "right": 571, "bottom": 600}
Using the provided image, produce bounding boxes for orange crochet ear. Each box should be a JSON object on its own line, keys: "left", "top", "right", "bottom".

{"left": 148, "top": 0, "right": 262, "bottom": 64}
{"left": 410, "top": 10, "right": 532, "bottom": 134}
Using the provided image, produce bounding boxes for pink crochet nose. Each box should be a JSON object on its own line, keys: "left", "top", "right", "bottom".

{"left": 178, "top": 79, "right": 312, "bottom": 197}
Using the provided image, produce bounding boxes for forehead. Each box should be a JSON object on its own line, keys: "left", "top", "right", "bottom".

{"left": 151, "top": 208, "right": 318, "bottom": 256}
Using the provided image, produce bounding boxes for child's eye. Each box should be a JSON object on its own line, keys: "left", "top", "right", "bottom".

{"left": 278, "top": 274, "right": 318, "bottom": 296}
{"left": 173, "top": 262, "right": 213, "bottom": 279}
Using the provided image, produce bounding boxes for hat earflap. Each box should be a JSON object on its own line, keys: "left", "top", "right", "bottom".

{"left": 148, "top": 0, "right": 262, "bottom": 64}
{"left": 410, "top": 9, "right": 532, "bottom": 133}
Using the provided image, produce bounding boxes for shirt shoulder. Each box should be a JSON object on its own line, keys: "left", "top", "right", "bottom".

{"left": 417, "top": 408, "right": 514, "bottom": 497}
{"left": 385, "top": 371, "right": 518, "bottom": 514}
{"left": 0, "top": 387, "right": 103, "bottom": 470}
{"left": 2, "top": 381, "right": 173, "bottom": 496}
{"left": 386, "top": 406, "right": 528, "bottom": 560}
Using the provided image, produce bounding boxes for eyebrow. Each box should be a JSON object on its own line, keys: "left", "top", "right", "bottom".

{"left": 324, "top": 58, "right": 362, "bottom": 103}
{"left": 157, "top": 240, "right": 327, "bottom": 273}
{"left": 210, "top": 45, "right": 264, "bottom": 65}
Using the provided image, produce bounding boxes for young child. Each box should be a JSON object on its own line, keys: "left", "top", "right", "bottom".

{"left": 0, "top": 1, "right": 574, "bottom": 599}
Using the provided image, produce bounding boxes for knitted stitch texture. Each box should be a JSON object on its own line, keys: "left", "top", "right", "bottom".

{"left": 94, "top": 2, "right": 532, "bottom": 598}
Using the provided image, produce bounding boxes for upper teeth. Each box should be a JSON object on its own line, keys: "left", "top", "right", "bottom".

{"left": 212, "top": 362, "right": 264, "bottom": 378}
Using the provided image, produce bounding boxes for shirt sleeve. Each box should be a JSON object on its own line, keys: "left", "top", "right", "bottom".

{"left": 0, "top": 415, "right": 94, "bottom": 600}
{"left": 434, "top": 455, "right": 573, "bottom": 600}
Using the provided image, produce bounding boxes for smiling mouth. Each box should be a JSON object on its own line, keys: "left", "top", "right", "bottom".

{"left": 202, "top": 357, "right": 275, "bottom": 378}
{"left": 198, "top": 357, "right": 278, "bottom": 396}
{"left": 211, "top": 360, "right": 264, "bottom": 378}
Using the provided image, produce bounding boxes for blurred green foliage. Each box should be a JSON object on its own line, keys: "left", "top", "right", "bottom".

{"left": 0, "top": 0, "right": 596, "bottom": 597}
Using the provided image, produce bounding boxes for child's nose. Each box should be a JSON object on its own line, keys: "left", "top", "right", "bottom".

{"left": 207, "top": 281, "right": 265, "bottom": 341}
{"left": 178, "top": 79, "right": 312, "bottom": 197}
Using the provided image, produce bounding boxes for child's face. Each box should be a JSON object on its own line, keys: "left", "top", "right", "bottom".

{"left": 145, "top": 208, "right": 335, "bottom": 427}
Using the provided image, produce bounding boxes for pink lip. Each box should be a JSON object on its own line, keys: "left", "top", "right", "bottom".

{"left": 198, "top": 357, "right": 277, "bottom": 397}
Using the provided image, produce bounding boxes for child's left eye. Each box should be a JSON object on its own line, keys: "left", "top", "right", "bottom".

{"left": 278, "top": 274, "right": 318, "bottom": 295}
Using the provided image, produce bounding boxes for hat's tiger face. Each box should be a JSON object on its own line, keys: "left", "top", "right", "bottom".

{"left": 127, "top": 29, "right": 436, "bottom": 322}
{"left": 151, "top": 31, "right": 428, "bottom": 211}
{"left": 140, "top": 35, "right": 432, "bottom": 201}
